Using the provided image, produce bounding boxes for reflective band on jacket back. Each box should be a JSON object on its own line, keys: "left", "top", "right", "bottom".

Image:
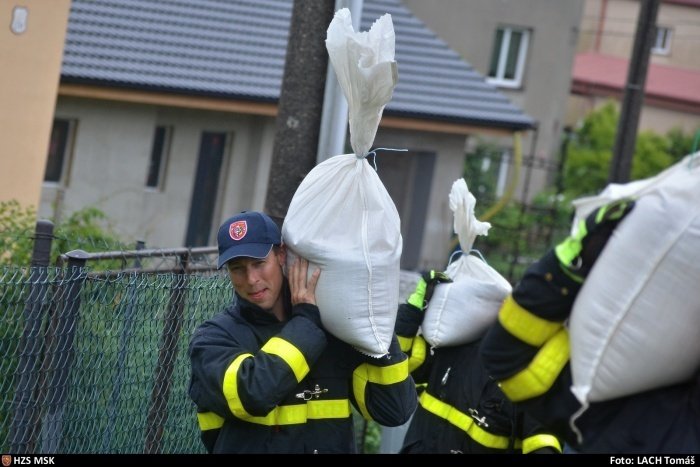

{"left": 419, "top": 391, "right": 521, "bottom": 450}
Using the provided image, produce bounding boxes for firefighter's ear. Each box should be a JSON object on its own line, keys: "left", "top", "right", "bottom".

{"left": 276, "top": 244, "right": 287, "bottom": 267}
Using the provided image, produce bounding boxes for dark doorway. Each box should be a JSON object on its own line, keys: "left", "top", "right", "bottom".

{"left": 185, "top": 132, "right": 227, "bottom": 246}
{"left": 374, "top": 150, "right": 435, "bottom": 270}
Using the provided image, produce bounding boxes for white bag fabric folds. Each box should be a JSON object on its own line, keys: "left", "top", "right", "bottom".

{"left": 282, "top": 9, "right": 401, "bottom": 358}
{"left": 569, "top": 154, "right": 700, "bottom": 404}
{"left": 422, "top": 179, "right": 512, "bottom": 348}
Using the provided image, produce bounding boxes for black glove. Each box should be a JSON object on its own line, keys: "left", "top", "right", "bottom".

{"left": 407, "top": 270, "right": 452, "bottom": 310}
{"left": 555, "top": 198, "right": 635, "bottom": 281}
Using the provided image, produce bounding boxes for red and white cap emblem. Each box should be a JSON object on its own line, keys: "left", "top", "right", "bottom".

{"left": 229, "top": 220, "right": 247, "bottom": 241}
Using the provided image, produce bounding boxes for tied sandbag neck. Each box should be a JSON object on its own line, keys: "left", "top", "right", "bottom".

{"left": 361, "top": 147, "right": 408, "bottom": 171}
{"left": 447, "top": 248, "right": 488, "bottom": 267}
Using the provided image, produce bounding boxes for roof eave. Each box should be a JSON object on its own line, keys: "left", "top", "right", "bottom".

{"left": 59, "top": 77, "right": 536, "bottom": 134}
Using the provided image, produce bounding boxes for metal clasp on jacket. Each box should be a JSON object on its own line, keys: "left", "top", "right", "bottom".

{"left": 468, "top": 408, "right": 489, "bottom": 428}
{"left": 296, "top": 384, "right": 328, "bottom": 401}
{"left": 441, "top": 367, "right": 451, "bottom": 386}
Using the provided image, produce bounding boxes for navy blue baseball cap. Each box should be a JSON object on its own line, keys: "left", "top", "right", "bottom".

{"left": 217, "top": 211, "right": 282, "bottom": 269}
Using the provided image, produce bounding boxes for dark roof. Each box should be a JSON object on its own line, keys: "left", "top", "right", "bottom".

{"left": 62, "top": 0, "right": 534, "bottom": 130}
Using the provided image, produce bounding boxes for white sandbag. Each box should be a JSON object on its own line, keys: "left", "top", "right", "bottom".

{"left": 422, "top": 179, "right": 511, "bottom": 348}
{"left": 282, "top": 9, "right": 401, "bottom": 358}
{"left": 283, "top": 154, "right": 402, "bottom": 358}
{"left": 569, "top": 155, "right": 700, "bottom": 404}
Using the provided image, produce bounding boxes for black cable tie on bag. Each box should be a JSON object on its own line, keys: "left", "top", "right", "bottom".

{"left": 363, "top": 147, "right": 408, "bottom": 172}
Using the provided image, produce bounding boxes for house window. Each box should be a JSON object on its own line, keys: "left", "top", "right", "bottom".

{"left": 487, "top": 26, "right": 530, "bottom": 88}
{"left": 651, "top": 26, "right": 672, "bottom": 55}
{"left": 44, "top": 119, "right": 74, "bottom": 184}
{"left": 146, "top": 126, "right": 171, "bottom": 190}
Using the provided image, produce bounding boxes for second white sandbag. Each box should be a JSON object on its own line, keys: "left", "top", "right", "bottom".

{"left": 422, "top": 179, "right": 511, "bottom": 348}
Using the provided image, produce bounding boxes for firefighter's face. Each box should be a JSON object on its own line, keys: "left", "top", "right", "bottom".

{"left": 226, "top": 247, "right": 286, "bottom": 313}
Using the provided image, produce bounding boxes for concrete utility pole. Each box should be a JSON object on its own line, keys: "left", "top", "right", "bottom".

{"left": 608, "top": 0, "right": 660, "bottom": 183}
{"left": 317, "top": 0, "right": 364, "bottom": 163}
{"left": 264, "top": 0, "right": 336, "bottom": 226}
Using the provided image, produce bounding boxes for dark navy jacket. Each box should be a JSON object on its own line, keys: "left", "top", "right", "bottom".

{"left": 188, "top": 282, "right": 417, "bottom": 453}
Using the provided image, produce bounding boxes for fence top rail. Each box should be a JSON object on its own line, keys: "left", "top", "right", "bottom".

{"left": 58, "top": 246, "right": 219, "bottom": 265}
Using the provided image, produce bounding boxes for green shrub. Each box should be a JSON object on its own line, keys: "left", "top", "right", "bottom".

{"left": 0, "top": 201, "right": 128, "bottom": 267}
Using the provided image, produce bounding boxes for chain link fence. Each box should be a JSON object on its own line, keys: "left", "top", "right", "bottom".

{"left": 1, "top": 263, "right": 231, "bottom": 453}
{"left": 0, "top": 226, "right": 425, "bottom": 454}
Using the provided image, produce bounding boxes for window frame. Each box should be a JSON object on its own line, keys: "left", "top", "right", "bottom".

{"left": 145, "top": 125, "right": 172, "bottom": 191}
{"left": 651, "top": 26, "right": 672, "bottom": 55}
{"left": 487, "top": 26, "right": 530, "bottom": 89}
{"left": 43, "top": 118, "right": 76, "bottom": 186}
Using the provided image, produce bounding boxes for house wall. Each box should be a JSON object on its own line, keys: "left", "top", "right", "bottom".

{"left": 403, "top": 0, "right": 584, "bottom": 199}
{"left": 569, "top": 0, "right": 700, "bottom": 133}
{"left": 374, "top": 128, "right": 467, "bottom": 271}
{"left": 43, "top": 97, "right": 276, "bottom": 248}
{"left": 0, "top": 1, "right": 70, "bottom": 209}
{"left": 42, "top": 96, "right": 471, "bottom": 268}
{"left": 585, "top": 0, "right": 700, "bottom": 70}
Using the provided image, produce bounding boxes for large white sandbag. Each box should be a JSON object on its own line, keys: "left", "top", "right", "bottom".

{"left": 283, "top": 154, "right": 401, "bottom": 358}
{"left": 569, "top": 157, "right": 700, "bottom": 404}
{"left": 422, "top": 179, "right": 511, "bottom": 348}
{"left": 282, "top": 9, "right": 401, "bottom": 358}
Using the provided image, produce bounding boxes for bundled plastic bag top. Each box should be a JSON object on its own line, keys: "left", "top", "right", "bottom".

{"left": 422, "top": 179, "right": 512, "bottom": 348}
{"left": 282, "top": 8, "right": 401, "bottom": 357}
{"left": 326, "top": 8, "right": 397, "bottom": 157}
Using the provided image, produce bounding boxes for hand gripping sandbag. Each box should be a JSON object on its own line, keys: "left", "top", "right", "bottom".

{"left": 282, "top": 9, "right": 401, "bottom": 357}
{"left": 422, "top": 179, "right": 512, "bottom": 348}
{"left": 569, "top": 154, "right": 700, "bottom": 404}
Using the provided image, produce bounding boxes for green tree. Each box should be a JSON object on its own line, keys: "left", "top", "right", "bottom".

{"left": 563, "top": 101, "right": 698, "bottom": 198}
{"left": 0, "top": 200, "right": 37, "bottom": 266}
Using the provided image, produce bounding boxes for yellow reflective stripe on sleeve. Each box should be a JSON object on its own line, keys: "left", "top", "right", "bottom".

{"left": 498, "top": 328, "right": 570, "bottom": 402}
{"left": 408, "top": 335, "right": 427, "bottom": 373}
{"left": 522, "top": 434, "right": 562, "bottom": 454}
{"left": 223, "top": 353, "right": 255, "bottom": 419}
{"left": 366, "top": 358, "right": 409, "bottom": 385}
{"left": 261, "top": 336, "right": 310, "bottom": 382}
{"left": 419, "top": 392, "right": 522, "bottom": 450}
{"left": 197, "top": 411, "right": 224, "bottom": 431}
{"left": 352, "top": 358, "right": 410, "bottom": 421}
{"left": 498, "top": 295, "right": 562, "bottom": 347}
{"left": 398, "top": 335, "right": 414, "bottom": 353}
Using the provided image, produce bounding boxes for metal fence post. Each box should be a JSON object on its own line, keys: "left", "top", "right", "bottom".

{"left": 39, "top": 250, "right": 88, "bottom": 453}
{"left": 9, "top": 220, "right": 54, "bottom": 453}
{"left": 144, "top": 253, "right": 188, "bottom": 453}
